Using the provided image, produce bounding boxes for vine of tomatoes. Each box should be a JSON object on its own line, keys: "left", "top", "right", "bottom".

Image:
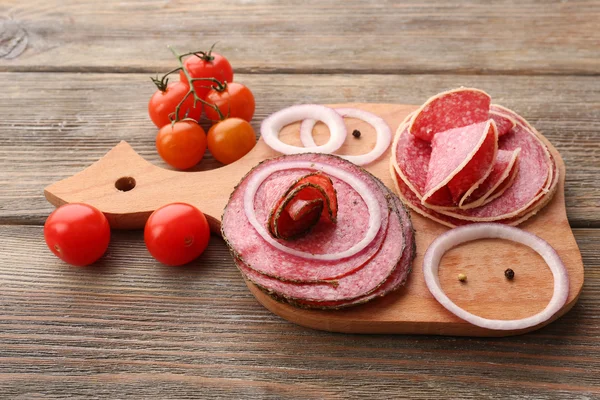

{"left": 148, "top": 44, "right": 257, "bottom": 170}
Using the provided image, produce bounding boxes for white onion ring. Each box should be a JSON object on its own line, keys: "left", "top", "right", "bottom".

{"left": 300, "top": 108, "right": 392, "bottom": 166}
{"left": 423, "top": 223, "right": 569, "bottom": 330}
{"left": 244, "top": 160, "right": 382, "bottom": 261}
{"left": 260, "top": 105, "right": 347, "bottom": 155}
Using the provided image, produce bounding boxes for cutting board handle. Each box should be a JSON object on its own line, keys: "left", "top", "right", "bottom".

{"left": 43, "top": 140, "right": 257, "bottom": 231}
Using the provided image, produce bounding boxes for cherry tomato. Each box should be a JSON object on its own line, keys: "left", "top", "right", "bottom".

{"left": 144, "top": 203, "right": 210, "bottom": 266}
{"left": 148, "top": 81, "right": 202, "bottom": 128}
{"left": 204, "top": 82, "right": 255, "bottom": 123}
{"left": 179, "top": 52, "right": 234, "bottom": 99}
{"left": 44, "top": 203, "right": 110, "bottom": 267}
{"left": 207, "top": 118, "right": 256, "bottom": 165}
{"left": 156, "top": 121, "right": 207, "bottom": 170}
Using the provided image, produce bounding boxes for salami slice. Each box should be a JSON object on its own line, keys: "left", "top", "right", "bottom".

{"left": 435, "top": 120, "right": 553, "bottom": 221}
{"left": 222, "top": 153, "right": 390, "bottom": 283}
{"left": 270, "top": 195, "right": 324, "bottom": 240}
{"left": 459, "top": 148, "right": 521, "bottom": 209}
{"left": 392, "top": 112, "right": 429, "bottom": 198}
{"left": 510, "top": 155, "right": 559, "bottom": 225}
{"left": 390, "top": 166, "right": 552, "bottom": 228}
{"left": 390, "top": 167, "right": 470, "bottom": 228}
{"left": 288, "top": 192, "right": 416, "bottom": 309}
{"left": 235, "top": 190, "right": 404, "bottom": 303}
{"left": 423, "top": 120, "right": 498, "bottom": 206}
{"left": 288, "top": 198, "right": 324, "bottom": 221}
{"left": 391, "top": 88, "right": 557, "bottom": 227}
{"left": 267, "top": 172, "right": 338, "bottom": 240}
{"left": 392, "top": 114, "right": 497, "bottom": 208}
{"left": 290, "top": 172, "right": 338, "bottom": 223}
{"left": 490, "top": 110, "right": 517, "bottom": 137}
{"left": 391, "top": 106, "right": 558, "bottom": 226}
{"left": 408, "top": 88, "right": 491, "bottom": 141}
{"left": 491, "top": 104, "right": 530, "bottom": 128}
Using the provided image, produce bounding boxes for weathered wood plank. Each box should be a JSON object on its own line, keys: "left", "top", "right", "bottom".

{"left": 0, "top": 0, "right": 599, "bottom": 75}
{"left": 0, "top": 225, "right": 598, "bottom": 399}
{"left": 0, "top": 72, "right": 598, "bottom": 226}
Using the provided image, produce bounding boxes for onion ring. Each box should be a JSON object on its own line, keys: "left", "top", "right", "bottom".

{"left": 244, "top": 160, "right": 382, "bottom": 261}
{"left": 260, "top": 105, "right": 347, "bottom": 155}
{"left": 423, "top": 223, "right": 569, "bottom": 330}
{"left": 300, "top": 108, "right": 392, "bottom": 166}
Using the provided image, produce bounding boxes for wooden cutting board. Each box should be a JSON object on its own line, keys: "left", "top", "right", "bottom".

{"left": 44, "top": 103, "right": 584, "bottom": 337}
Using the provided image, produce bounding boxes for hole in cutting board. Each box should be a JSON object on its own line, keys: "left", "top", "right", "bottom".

{"left": 115, "top": 176, "right": 136, "bottom": 192}
{"left": 438, "top": 238, "right": 553, "bottom": 321}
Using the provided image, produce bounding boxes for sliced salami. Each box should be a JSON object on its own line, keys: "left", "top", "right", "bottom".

{"left": 390, "top": 93, "right": 558, "bottom": 227}
{"left": 222, "top": 153, "right": 390, "bottom": 283}
{"left": 235, "top": 191, "right": 404, "bottom": 303}
{"left": 392, "top": 112, "right": 429, "bottom": 198}
{"left": 270, "top": 195, "right": 324, "bottom": 240}
{"left": 423, "top": 120, "right": 498, "bottom": 206}
{"left": 267, "top": 172, "right": 338, "bottom": 240}
{"left": 491, "top": 104, "right": 530, "bottom": 127}
{"left": 436, "top": 121, "right": 553, "bottom": 221}
{"left": 390, "top": 167, "right": 470, "bottom": 228}
{"left": 459, "top": 148, "right": 521, "bottom": 209}
{"left": 289, "top": 193, "right": 416, "bottom": 309}
{"left": 408, "top": 88, "right": 491, "bottom": 141}
{"left": 490, "top": 110, "right": 517, "bottom": 137}
{"left": 288, "top": 198, "right": 324, "bottom": 221}
{"left": 391, "top": 166, "right": 552, "bottom": 228}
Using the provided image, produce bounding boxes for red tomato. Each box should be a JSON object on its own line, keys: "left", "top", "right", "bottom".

{"left": 179, "top": 52, "right": 234, "bottom": 99}
{"left": 44, "top": 203, "right": 111, "bottom": 267}
{"left": 144, "top": 203, "right": 211, "bottom": 266}
{"left": 156, "top": 121, "right": 207, "bottom": 170}
{"left": 204, "top": 82, "right": 255, "bottom": 123}
{"left": 148, "top": 81, "right": 202, "bottom": 128}
{"left": 207, "top": 118, "right": 256, "bottom": 164}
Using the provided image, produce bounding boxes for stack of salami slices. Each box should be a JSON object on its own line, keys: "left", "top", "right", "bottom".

{"left": 222, "top": 153, "right": 415, "bottom": 309}
{"left": 391, "top": 88, "right": 558, "bottom": 227}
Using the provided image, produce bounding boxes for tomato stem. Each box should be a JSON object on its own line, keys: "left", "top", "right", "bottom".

{"left": 190, "top": 77, "right": 227, "bottom": 92}
{"left": 168, "top": 45, "right": 226, "bottom": 122}
{"left": 179, "top": 42, "right": 219, "bottom": 62}
{"left": 205, "top": 42, "right": 218, "bottom": 60}
{"left": 150, "top": 67, "right": 182, "bottom": 92}
{"left": 171, "top": 90, "right": 194, "bottom": 125}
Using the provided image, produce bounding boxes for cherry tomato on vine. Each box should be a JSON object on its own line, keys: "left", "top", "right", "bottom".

{"left": 144, "top": 203, "right": 211, "bottom": 266}
{"left": 204, "top": 82, "right": 255, "bottom": 123}
{"left": 148, "top": 81, "right": 202, "bottom": 128}
{"left": 44, "top": 203, "right": 111, "bottom": 267}
{"left": 156, "top": 121, "right": 207, "bottom": 170}
{"left": 180, "top": 52, "right": 234, "bottom": 99}
{"left": 207, "top": 118, "right": 256, "bottom": 165}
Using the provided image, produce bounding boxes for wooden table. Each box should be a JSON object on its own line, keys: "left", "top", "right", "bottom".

{"left": 1, "top": 1, "right": 599, "bottom": 398}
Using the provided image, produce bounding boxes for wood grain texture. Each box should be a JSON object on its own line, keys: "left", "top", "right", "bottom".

{"left": 0, "top": 225, "right": 598, "bottom": 398}
{"left": 1, "top": 72, "right": 599, "bottom": 227}
{"left": 0, "top": 0, "right": 599, "bottom": 75}
{"left": 0, "top": 0, "right": 598, "bottom": 396}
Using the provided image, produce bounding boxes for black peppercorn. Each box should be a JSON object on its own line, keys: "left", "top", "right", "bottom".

{"left": 352, "top": 129, "right": 361, "bottom": 138}
{"left": 504, "top": 268, "right": 515, "bottom": 280}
